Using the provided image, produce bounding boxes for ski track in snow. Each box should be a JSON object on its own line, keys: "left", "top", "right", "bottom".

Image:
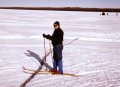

{"left": 0, "top": 9, "right": 120, "bottom": 87}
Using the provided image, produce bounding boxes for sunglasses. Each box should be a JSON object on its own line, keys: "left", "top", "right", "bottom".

{"left": 53, "top": 24, "right": 58, "bottom": 27}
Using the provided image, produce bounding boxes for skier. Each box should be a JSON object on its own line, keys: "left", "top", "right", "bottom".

{"left": 43, "top": 21, "right": 64, "bottom": 74}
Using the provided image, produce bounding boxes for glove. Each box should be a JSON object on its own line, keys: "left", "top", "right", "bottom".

{"left": 43, "top": 34, "right": 52, "bottom": 40}
{"left": 43, "top": 34, "right": 46, "bottom": 38}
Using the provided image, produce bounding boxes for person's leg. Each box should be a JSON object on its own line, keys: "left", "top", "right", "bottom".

{"left": 53, "top": 44, "right": 63, "bottom": 74}
{"left": 57, "top": 45, "right": 63, "bottom": 74}
{"left": 56, "top": 45, "right": 63, "bottom": 74}
{"left": 53, "top": 59, "right": 57, "bottom": 71}
{"left": 53, "top": 46, "right": 58, "bottom": 71}
{"left": 58, "top": 59, "right": 63, "bottom": 74}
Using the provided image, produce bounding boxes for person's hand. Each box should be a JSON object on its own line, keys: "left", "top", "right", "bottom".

{"left": 43, "top": 34, "right": 46, "bottom": 38}
{"left": 43, "top": 34, "right": 52, "bottom": 40}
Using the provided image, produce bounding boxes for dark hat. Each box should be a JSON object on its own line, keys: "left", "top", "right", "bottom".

{"left": 54, "top": 21, "right": 60, "bottom": 26}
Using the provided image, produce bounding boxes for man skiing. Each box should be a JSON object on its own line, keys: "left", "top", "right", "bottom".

{"left": 43, "top": 21, "right": 64, "bottom": 74}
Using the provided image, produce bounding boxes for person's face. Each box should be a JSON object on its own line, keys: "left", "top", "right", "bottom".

{"left": 53, "top": 24, "right": 59, "bottom": 30}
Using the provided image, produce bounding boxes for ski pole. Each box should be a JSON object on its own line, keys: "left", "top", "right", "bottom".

{"left": 49, "top": 40, "right": 53, "bottom": 64}
{"left": 44, "top": 38, "right": 47, "bottom": 70}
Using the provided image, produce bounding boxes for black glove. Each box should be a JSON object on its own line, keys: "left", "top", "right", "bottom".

{"left": 43, "top": 34, "right": 52, "bottom": 40}
{"left": 43, "top": 34, "right": 46, "bottom": 38}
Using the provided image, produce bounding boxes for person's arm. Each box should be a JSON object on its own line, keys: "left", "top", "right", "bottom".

{"left": 43, "top": 34, "right": 52, "bottom": 40}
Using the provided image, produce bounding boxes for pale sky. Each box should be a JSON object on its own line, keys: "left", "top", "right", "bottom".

{"left": 0, "top": 0, "right": 120, "bottom": 8}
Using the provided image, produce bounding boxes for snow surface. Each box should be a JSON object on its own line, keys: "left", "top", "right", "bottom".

{"left": 0, "top": 9, "right": 120, "bottom": 87}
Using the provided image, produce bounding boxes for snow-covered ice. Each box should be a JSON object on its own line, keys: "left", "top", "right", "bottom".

{"left": 0, "top": 9, "right": 120, "bottom": 87}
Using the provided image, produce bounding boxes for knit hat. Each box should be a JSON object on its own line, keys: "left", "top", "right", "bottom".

{"left": 54, "top": 21, "right": 60, "bottom": 26}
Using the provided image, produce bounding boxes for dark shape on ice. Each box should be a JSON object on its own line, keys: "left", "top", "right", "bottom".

{"left": 102, "top": 12, "right": 105, "bottom": 15}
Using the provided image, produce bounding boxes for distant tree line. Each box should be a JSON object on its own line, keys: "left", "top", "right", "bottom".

{"left": 0, "top": 7, "right": 120, "bottom": 12}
